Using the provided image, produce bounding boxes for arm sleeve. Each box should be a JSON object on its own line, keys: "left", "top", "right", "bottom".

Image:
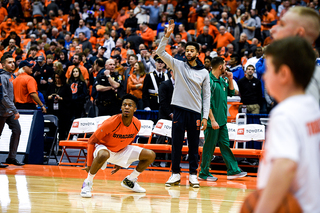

{"left": 156, "top": 37, "right": 183, "bottom": 76}
{"left": 1, "top": 76, "right": 18, "bottom": 114}
{"left": 202, "top": 73, "right": 211, "bottom": 119}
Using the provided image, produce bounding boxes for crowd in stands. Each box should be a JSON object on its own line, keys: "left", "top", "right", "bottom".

{"left": 0, "top": 0, "right": 319, "bottom": 139}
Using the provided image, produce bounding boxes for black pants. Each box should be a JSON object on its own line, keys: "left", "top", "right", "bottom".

{"left": 97, "top": 102, "right": 120, "bottom": 116}
{"left": 171, "top": 107, "right": 201, "bottom": 174}
{"left": 0, "top": 115, "right": 21, "bottom": 159}
{"left": 15, "top": 103, "right": 36, "bottom": 110}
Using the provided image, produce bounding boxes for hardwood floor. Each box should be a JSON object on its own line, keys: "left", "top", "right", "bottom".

{"left": 0, "top": 165, "right": 256, "bottom": 212}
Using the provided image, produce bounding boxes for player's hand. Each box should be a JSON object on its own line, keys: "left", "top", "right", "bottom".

{"left": 211, "top": 121, "right": 219, "bottom": 130}
{"left": 201, "top": 118, "right": 207, "bottom": 131}
{"left": 14, "top": 113, "right": 20, "bottom": 120}
{"left": 111, "top": 165, "right": 121, "bottom": 175}
{"left": 165, "top": 19, "right": 175, "bottom": 37}
{"left": 225, "top": 71, "right": 233, "bottom": 80}
{"left": 82, "top": 166, "right": 91, "bottom": 173}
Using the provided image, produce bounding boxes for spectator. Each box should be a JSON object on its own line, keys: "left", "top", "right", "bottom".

{"left": 0, "top": 20, "right": 17, "bottom": 39}
{"left": 197, "top": 26, "right": 214, "bottom": 52}
{"left": 97, "top": 0, "right": 118, "bottom": 23}
{"left": 157, "top": 14, "right": 168, "bottom": 39}
{"left": 49, "top": 11, "right": 63, "bottom": 32}
{"left": 127, "top": 62, "right": 146, "bottom": 109}
{"left": 51, "top": 27, "right": 64, "bottom": 42}
{"left": 0, "top": 53, "right": 24, "bottom": 167}
{"left": 228, "top": 54, "right": 245, "bottom": 82}
{"left": 32, "top": 0, "right": 45, "bottom": 22}
{"left": 159, "top": 0, "right": 174, "bottom": 20}
{"left": 175, "top": 0, "right": 189, "bottom": 20}
{"left": 261, "top": 8, "right": 276, "bottom": 42}
{"left": 142, "top": 56, "right": 168, "bottom": 111}
{"left": 75, "top": 19, "right": 91, "bottom": 39}
{"left": 140, "top": 23, "right": 155, "bottom": 47}
{"left": 69, "top": 8, "right": 80, "bottom": 34}
{"left": 238, "top": 65, "right": 263, "bottom": 114}
{"left": 4, "top": 39, "right": 18, "bottom": 55}
{"left": 89, "top": 46, "right": 107, "bottom": 66}
{"left": 95, "top": 59, "right": 121, "bottom": 116}
{"left": 124, "top": 9, "right": 138, "bottom": 29}
{"left": 214, "top": 26, "right": 235, "bottom": 48}
{"left": 7, "top": 0, "right": 19, "bottom": 19}
{"left": 0, "top": 1, "right": 8, "bottom": 23}
{"left": 115, "top": 7, "right": 129, "bottom": 29}
{"left": 178, "top": 24, "right": 192, "bottom": 42}
{"left": 141, "top": 0, "right": 160, "bottom": 30}
{"left": 102, "top": 31, "right": 115, "bottom": 59}
{"left": 231, "top": 32, "right": 250, "bottom": 56}
{"left": 33, "top": 55, "right": 54, "bottom": 97}
{"left": 69, "top": 67, "right": 88, "bottom": 119}
{"left": 197, "top": 17, "right": 220, "bottom": 40}
{"left": 78, "top": 32, "right": 92, "bottom": 53}
{"left": 204, "top": 56, "right": 212, "bottom": 71}
{"left": 66, "top": 53, "right": 89, "bottom": 85}
{"left": 123, "top": 54, "right": 138, "bottom": 93}
{"left": 13, "top": 60, "right": 46, "bottom": 113}
{"left": 96, "top": 9, "right": 106, "bottom": 26}
{"left": 126, "top": 28, "right": 144, "bottom": 52}
{"left": 245, "top": 47, "right": 263, "bottom": 70}
{"left": 173, "top": 42, "right": 186, "bottom": 61}
{"left": 47, "top": 70, "right": 72, "bottom": 140}
{"left": 242, "top": 12, "right": 256, "bottom": 40}
{"left": 135, "top": 0, "right": 150, "bottom": 25}
{"left": 46, "top": 0, "right": 59, "bottom": 16}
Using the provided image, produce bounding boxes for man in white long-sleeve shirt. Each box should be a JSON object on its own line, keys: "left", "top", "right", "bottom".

{"left": 156, "top": 20, "right": 210, "bottom": 188}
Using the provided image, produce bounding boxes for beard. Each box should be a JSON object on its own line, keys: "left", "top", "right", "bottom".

{"left": 187, "top": 55, "right": 197, "bottom": 62}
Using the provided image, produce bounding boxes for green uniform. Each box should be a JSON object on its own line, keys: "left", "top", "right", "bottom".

{"left": 199, "top": 73, "right": 241, "bottom": 179}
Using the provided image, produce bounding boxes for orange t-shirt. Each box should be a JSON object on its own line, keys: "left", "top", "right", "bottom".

{"left": 227, "top": 0, "right": 237, "bottom": 15}
{"left": 87, "top": 114, "right": 141, "bottom": 166}
{"left": 89, "top": 36, "right": 97, "bottom": 47}
{"left": 261, "top": 12, "right": 275, "bottom": 31}
{"left": 0, "top": 7, "right": 8, "bottom": 23}
{"left": 141, "top": 27, "right": 155, "bottom": 46}
{"left": 127, "top": 74, "right": 145, "bottom": 99}
{"left": 51, "top": 17, "right": 62, "bottom": 31}
{"left": 188, "top": 6, "right": 197, "bottom": 23}
{"left": 214, "top": 32, "right": 235, "bottom": 48}
{"left": 66, "top": 65, "right": 89, "bottom": 80}
{"left": 99, "top": 1, "right": 118, "bottom": 19}
{"left": 13, "top": 72, "right": 37, "bottom": 104}
{"left": 197, "top": 25, "right": 220, "bottom": 39}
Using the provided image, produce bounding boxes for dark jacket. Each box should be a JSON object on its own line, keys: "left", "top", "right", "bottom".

{"left": 159, "top": 79, "right": 174, "bottom": 120}
{"left": 79, "top": 39, "right": 93, "bottom": 53}
{"left": 126, "top": 33, "right": 144, "bottom": 52}
{"left": 197, "top": 34, "right": 214, "bottom": 51}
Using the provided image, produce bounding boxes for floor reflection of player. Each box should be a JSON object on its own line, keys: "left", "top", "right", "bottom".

{"left": 80, "top": 94, "right": 156, "bottom": 198}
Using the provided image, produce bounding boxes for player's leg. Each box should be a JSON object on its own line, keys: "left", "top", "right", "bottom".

{"left": 121, "top": 147, "right": 155, "bottom": 193}
{"left": 218, "top": 125, "right": 247, "bottom": 180}
{"left": 5, "top": 115, "right": 23, "bottom": 165}
{"left": 166, "top": 108, "right": 185, "bottom": 186}
{"left": 198, "top": 128, "right": 219, "bottom": 181}
{"left": 81, "top": 148, "right": 110, "bottom": 198}
{"left": 186, "top": 111, "right": 201, "bottom": 188}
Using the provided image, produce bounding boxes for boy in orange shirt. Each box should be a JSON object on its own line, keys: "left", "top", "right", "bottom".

{"left": 81, "top": 94, "right": 156, "bottom": 197}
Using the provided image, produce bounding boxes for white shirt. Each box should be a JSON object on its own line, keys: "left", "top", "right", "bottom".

{"left": 103, "top": 37, "right": 115, "bottom": 59}
{"left": 257, "top": 95, "right": 320, "bottom": 212}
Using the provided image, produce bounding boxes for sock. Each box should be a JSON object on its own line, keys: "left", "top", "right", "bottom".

{"left": 128, "top": 169, "right": 141, "bottom": 181}
{"left": 86, "top": 172, "right": 95, "bottom": 182}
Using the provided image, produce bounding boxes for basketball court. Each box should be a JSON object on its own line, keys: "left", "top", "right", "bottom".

{"left": 0, "top": 165, "right": 256, "bottom": 212}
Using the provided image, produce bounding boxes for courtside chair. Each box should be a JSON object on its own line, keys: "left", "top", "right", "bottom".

{"left": 43, "top": 115, "right": 59, "bottom": 165}
{"left": 59, "top": 117, "right": 97, "bottom": 167}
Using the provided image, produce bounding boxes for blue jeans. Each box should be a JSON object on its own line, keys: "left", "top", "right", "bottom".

{"left": 0, "top": 115, "right": 21, "bottom": 159}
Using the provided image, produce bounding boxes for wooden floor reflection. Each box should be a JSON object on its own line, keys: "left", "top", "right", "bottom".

{"left": 0, "top": 165, "right": 257, "bottom": 212}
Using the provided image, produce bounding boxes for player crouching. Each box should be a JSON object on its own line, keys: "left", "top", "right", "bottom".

{"left": 81, "top": 94, "right": 156, "bottom": 198}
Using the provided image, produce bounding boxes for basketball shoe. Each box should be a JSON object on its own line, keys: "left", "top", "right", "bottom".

{"left": 121, "top": 176, "right": 146, "bottom": 193}
{"left": 165, "top": 173, "right": 181, "bottom": 187}
{"left": 81, "top": 180, "right": 93, "bottom": 198}
{"left": 227, "top": 171, "right": 247, "bottom": 180}
{"left": 189, "top": 174, "right": 200, "bottom": 188}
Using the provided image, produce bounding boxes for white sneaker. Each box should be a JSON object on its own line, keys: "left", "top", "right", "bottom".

{"left": 165, "top": 173, "right": 181, "bottom": 187}
{"left": 121, "top": 176, "right": 146, "bottom": 193}
{"left": 227, "top": 171, "right": 248, "bottom": 180}
{"left": 189, "top": 174, "right": 200, "bottom": 188}
{"left": 198, "top": 176, "right": 218, "bottom": 182}
{"left": 80, "top": 180, "right": 93, "bottom": 198}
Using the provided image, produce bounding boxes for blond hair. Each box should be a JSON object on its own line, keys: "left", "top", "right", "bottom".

{"left": 289, "top": 6, "right": 320, "bottom": 42}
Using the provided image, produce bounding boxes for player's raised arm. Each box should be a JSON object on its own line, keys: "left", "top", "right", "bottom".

{"left": 156, "top": 19, "right": 182, "bottom": 72}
